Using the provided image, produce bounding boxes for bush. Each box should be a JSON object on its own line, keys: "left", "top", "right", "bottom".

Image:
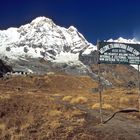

{"left": 62, "top": 96, "right": 73, "bottom": 102}
{"left": 70, "top": 96, "right": 88, "bottom": 104}
{"left": 91, "top": 103, "right": 114, "bottom": 110}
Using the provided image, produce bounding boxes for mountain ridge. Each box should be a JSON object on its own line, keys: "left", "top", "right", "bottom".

{"left": 0, "top": 16, "right": 139, "bottom": 82}
{"left": 0, "top": 16, "right": 95, "bottom": 63}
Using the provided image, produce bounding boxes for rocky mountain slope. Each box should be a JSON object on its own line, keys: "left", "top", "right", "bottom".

{"left": 0, "top": 59, "right": 12, "bottom": 77}
{"left": 0, "top": 16, "right": 139, "bottom": 87}
{"left": 0, "top": 16, "right": 98, "bottom": 77}
{"left": 0, "top": 16, "right": 138, "bottom": 68}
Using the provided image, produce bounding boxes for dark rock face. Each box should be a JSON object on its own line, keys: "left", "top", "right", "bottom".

{"left": 79, "top": 50, "right": 112, "bottom": 87}
{"left": 79, "top": 49, "right": 139, "bottom": 88}
{"left": 79, "top": 50, "right": 98, "bottom": 65}
{"left": 0, "top": 59, "right": 13, "bottom": 77}
{"left": 91, "top": 64, "right": 139, "bottom": 87}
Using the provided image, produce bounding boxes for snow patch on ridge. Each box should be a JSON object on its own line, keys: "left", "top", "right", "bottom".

{"left": 53, "top": 52, "right": 79, "bottom": 63}
{"left": 82, "top": 44, "right": 97, "bottom": 55}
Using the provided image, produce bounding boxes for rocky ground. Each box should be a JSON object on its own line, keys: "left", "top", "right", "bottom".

{"left": 0, "top": 73, "right": 139, "bottom": 140}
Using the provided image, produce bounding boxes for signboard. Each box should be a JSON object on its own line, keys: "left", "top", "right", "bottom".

{"left": 98, "top": 42, "right": 140, "bottom": 65}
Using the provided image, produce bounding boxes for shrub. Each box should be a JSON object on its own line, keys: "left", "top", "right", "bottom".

{"left": 49, "top": 120, "right": 61, "bottom": 129}
{"left": 62, "top": 96, "right": 73, "bottom": 102}
{"left": 119, "top": 97, "right": 130, "bottom": 105}
{"left": 91, "top": 103, "right": 114, "bottom": 110}
{"left": 70, "top": 96, "right": 88, "bottom": 104}
{"left": 49, "top": 110, "right": 62, "bottom": 117}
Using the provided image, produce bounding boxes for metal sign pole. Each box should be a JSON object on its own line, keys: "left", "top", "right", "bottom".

{"left": 98, "top": 64, "right": 103, "bottom": 123}
{"left": 138, "top": 65, "right": 140, "bottom": 112}
{"left": 97, "top": 41, "right": 103, "bottom": 123}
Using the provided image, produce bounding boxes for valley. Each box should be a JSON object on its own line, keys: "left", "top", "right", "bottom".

{"left": 0, "top": 73, "right": 139, "bottom": 140}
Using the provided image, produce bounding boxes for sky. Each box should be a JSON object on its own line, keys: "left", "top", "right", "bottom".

{"left": 1, "top": 0, "right": 140, "bottom": 44}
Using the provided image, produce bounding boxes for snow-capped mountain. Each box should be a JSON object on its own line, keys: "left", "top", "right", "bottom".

{"left": 0, "top": 16, "right": 138, "bottom": 79}
{"left": 0, "top": 17, "right": 136, "bottom": 87}
{"left": 107, "top": 37, "right": 140, "bottom": 44}
{"left": 0, "top": 16, "right": 95, "bottom": 63}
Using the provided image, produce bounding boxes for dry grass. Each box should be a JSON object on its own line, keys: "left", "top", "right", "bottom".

{"left": 49, "top": 110, "right": 62, "bottom": 117}
{"left": 0, "top": 73, "right": 139, "bottom": 139}
{"left": 76, "top": 118, "right": 86, "bottom": 124}
{"left": 64, "top": 109, "right": 86, "bottom": 119}
{"left": 0, "top": 123, "right": 6, "bottom": 130}
{"left": 62, "top": 95, "right": 73, "bottom": 102}
{"left": 119, "top": 97, "right": 130, "bottom": 105}
{"left": 27, "top": 91, "right": 34, "bottom": 95}
{"left": 20, "top": 114, "right": 34, "bottom": 130}
{"left": 70, "top": 96, "right": 88, "bottom": 104}
{"left": 53, "top": 93, "right": 62, "bottom": 97}
{"left": 49, "top": 120, "right": 61, "bottom": 129}
{"left": 0, "top": 94, "right": 10, "bottom": 100}
{"left": 91, "top": 103, "right": 114, "bottom": 110}
{"left": 119, "top": 96, "right": 138, "bottom": 108}
{"left": 71, "top": 109, "right": 85, "bottom": 117}
{"left": 0, "top": 123, "right": 6, "bottom": 137}
{"left": 103, "top": 95, "right": 113, "bottom": 100}
{"left": 11, "top": 133, "right": 24, "bottom": 140}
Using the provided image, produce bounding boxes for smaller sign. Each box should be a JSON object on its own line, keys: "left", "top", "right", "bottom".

{"left": 98, "top": 42, "right": 140, "bottom": 65}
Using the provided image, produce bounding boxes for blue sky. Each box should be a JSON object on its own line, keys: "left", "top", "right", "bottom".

{"left": 1, "top": 0, "right": 140, "bottom": 43}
